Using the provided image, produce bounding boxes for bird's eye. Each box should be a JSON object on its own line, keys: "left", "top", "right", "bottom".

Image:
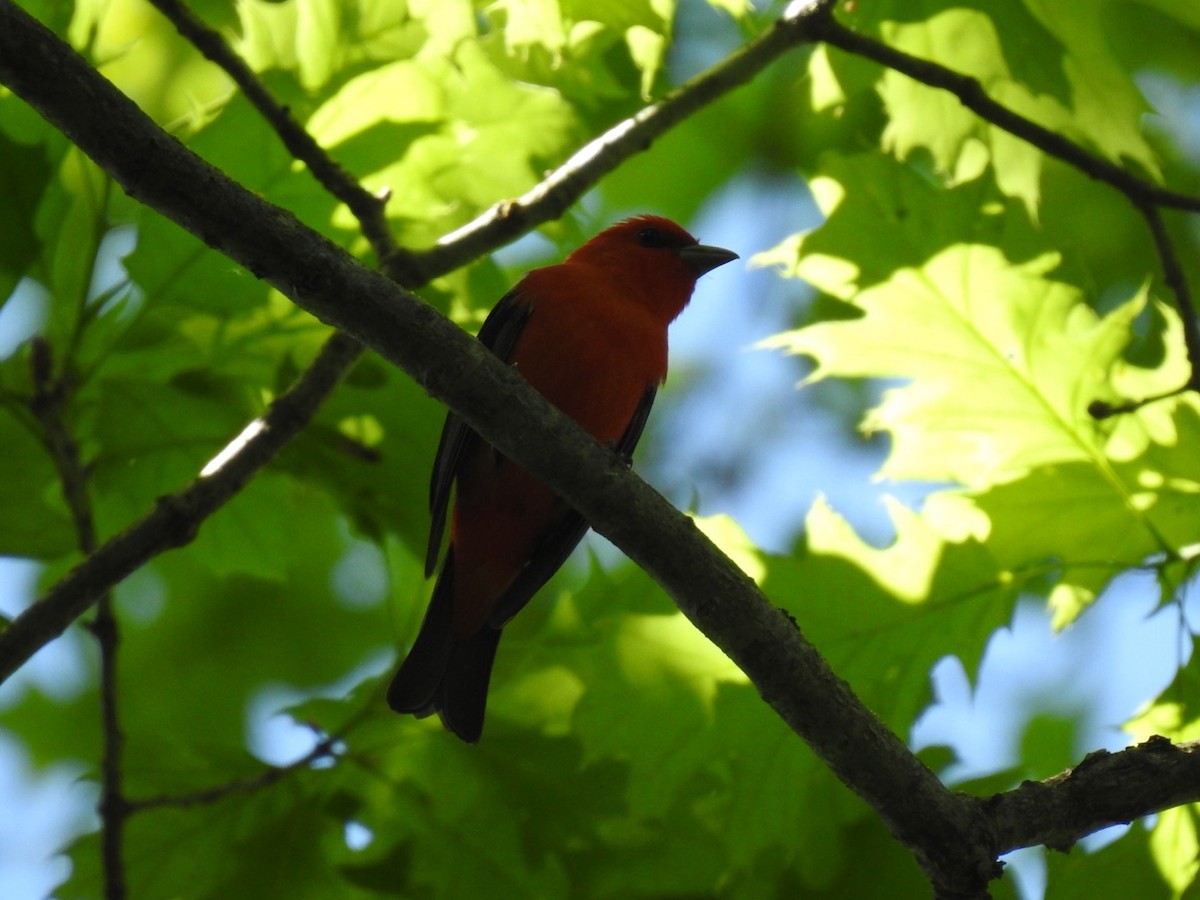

{"left": 636, "top": 227, "right": 667, "bottom": 248}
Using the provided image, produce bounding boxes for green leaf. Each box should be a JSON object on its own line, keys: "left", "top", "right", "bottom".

{"left": 792, "top": 818, "right": 932, "bottom": 898}
{"left": 308, "top": 40, "right": 581, "bottom": 236}
{"left": 61, "top": 774, "right": 381, "bottom": 900}
{"left": 30, "top": 149, "right": 110, "bottom": 354}
{"left": 564, "top": 0, "right": 675, "bottom": 96}
{"left": 1151, "top": 805, "right": 1200, "bottom": 895}
{"left": 275, "top": 352, "right": 446, "bottom": 553}
{"left": 72, "top": 0, "right": 233, "bottom": 127}
{"left": 1042, "top": 822, "right": 1175, "bottom": 900}
{"left": 84, "top": 370, "right": 260, "bottom": 532}
{"left": 0, "top": 131, "right": 53, "bottom": 305}
{"left": 767, "top": 246, "right": 1144, "bottom": 485}
{"left": 765, "top": 240, "right": 1200, "bottom": 628}
{"left": 0, "top": 411, "right": 75, "bottom": 558}
{"left": 238, "top": 0, "right": 476, "bottom": 90}
{"left": 925, "top": 397, "right": 1200, "bottom": 627}
{"left": 878, "top": 8, "right": 1054, "bottom": 213}
{"left": 1017, "top": 0, "right": 1162, "bottom": 178}
{"left": 751, "top": 154, "right": 1045, "bottom": 299}
{"left": 1127, "top": 636, "right": 1200, "bottom": 747}
{"left": 491, "top": 0, "right": 569, "bottom": 56}
{"left": 780, "top": 498, "right": 1017, "bottom": 722}
{"left": 842, "top": 1, "right": 1161, "bottom": 210}
{"left": 1125, "top": 644, "right": 1200, "bottom": 895}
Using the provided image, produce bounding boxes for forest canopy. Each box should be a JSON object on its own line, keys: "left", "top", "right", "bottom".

{"left": 2, "top": 0, "right": 1200, "bottom": 898}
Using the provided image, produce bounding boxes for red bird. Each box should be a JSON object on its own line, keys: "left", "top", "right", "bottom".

{"left": 387, "top": 215, "right": 737, "bottom": 742}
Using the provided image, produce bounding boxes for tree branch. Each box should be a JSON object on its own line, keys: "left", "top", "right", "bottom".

{"left": 127, "top": 730, "right": 342, "bottom": 813}
{"left": 145, "top": 0, "right": 395, "bottom": 260}
{"left": 1139, "top": 203, "right": 1200, "bottom": 388}
{"left": 0, "top": 329, "right": 363, "bottom": 682}
{"left": 89, "top": 596, "right": 126, "bottom": 900}
{"left": 0, "top": 0, "right": 841, "bottom": 676}
{"left": 126, "top": 695, "right": 376, "bottom": 814}
{"left": 28, "top": 339, "right": 128, "bottom": 899}
{"left": 398, "top": 0, "right": 839, "bottom": 282}
{"left": 813, "top": 16, "right": 1200, "bottom": 214}
{"left": 985, "top": 737, "right": 1200, "bottom": 854}
{"left": 0, "top": 2, "right": 1002, "bottom": 896}
{"left": 16, "top": 2, "right": 1198, "bottom": 894}
{"left": 813, "top": 15, "right": 1200, "bottom": 408}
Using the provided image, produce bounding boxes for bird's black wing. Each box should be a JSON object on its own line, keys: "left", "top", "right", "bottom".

{"left": 614, "top": 385, "right": 657, "bottom": 463}
{"left": 425, "top": 289, "right": 533, "bottom": 576}
{"left": 489, "top": 385, "right": 658, "bottom": 627}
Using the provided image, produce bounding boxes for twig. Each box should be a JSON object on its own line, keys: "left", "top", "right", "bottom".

{"left": 813, "top": 16, "right": 1200, "bottom": 214}
{"left": 1139, "top": 202, "right": 1200, "bottom": 389}
{"left": 1088, "top": 387, "right": 1191, "bottom": 420}
{"left": 145, "top": 0, "right": 395, "bottom": 261}
{"left": 27, "top": 340, "right": 93, "bottom": 550}
{"left": 406, "top": 0, "right": 838, "bottom": 282}
{"left": 127, "top": 731, "right": 342, "bottom": 813}
{"left": 28, "top": 339, "right": 127, "bottom": 900}
{"left": 90, "top": 600, "right": 126, "bottom": 900}
{"left": 0, "top": 330, "right": 364, "bottom": 684}
{"left": 812, "top": 15, "right": 1200, "bottom": 412}
{"left": 124, "top": 696, "right": 375, "bottom": 813}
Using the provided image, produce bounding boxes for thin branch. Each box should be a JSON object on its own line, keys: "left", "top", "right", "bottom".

{"left": 0, "top": 3, "right": 1002, "bottom": 896}
{"left": 145, "top": 0, "right": 395, "bottom": 261}
{"left": 1140, "top": 202, "right": 1200, "bottom": 389}
{"left": 127, "top": 731, "right": 341, "bottom": 813}
{"left": 985, "top": 737, "right": 1200, "bottom": 854}
{"left": 397, "top": 0, "right": 838, "bottom": 283}
{"left": 813, "top": 16, "right": 1200, "bottom": 214}
{"left": 1088, "top": 386, "right": 1192, "bottom": 419}
{"left": 90, "top": 599, "right": 125, "bottom": 900}
{"left": 0, "top": 329, "right": 363, "bottom": 683}
{"left": 813, "top": 15, "right": 1200, "bottom": 409}
{"left": 28, "top": 339, "right": 127, "bottom": 900}
{"left": 125, "top": 695, "right": 375, "bottom": 813}
{"left": 28, "top": 340, "right": 94, "bottom": 551}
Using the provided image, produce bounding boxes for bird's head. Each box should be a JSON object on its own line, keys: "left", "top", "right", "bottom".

{"left": 565, "top": 215, "right": 738, "bottom": 321}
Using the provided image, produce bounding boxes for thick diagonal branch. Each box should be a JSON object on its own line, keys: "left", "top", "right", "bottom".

{"left": 0, "top": 0, "right": 836, "bottom": 676}
{"left": 0, "top": 2, "right": 997, "bottom": 896}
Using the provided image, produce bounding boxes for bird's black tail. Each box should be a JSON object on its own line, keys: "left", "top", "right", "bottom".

{"left": 387, "top": 552, "right": 502, "bottom": 744}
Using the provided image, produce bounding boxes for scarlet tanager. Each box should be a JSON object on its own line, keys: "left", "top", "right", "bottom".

{"left": 387, "top": 215, "right": 738, "bottom": 742}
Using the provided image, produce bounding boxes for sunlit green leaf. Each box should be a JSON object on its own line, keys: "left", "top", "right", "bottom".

{"left": 768, "top": 246, "right": 1143, "bottom": 485}
{"left": 1042, "top": 821, "right": 1175, "bottom": 900}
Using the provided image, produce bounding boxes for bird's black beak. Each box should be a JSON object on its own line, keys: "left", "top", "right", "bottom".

{"left": 679, "top": 243, "right": 739, "bottom": 276}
